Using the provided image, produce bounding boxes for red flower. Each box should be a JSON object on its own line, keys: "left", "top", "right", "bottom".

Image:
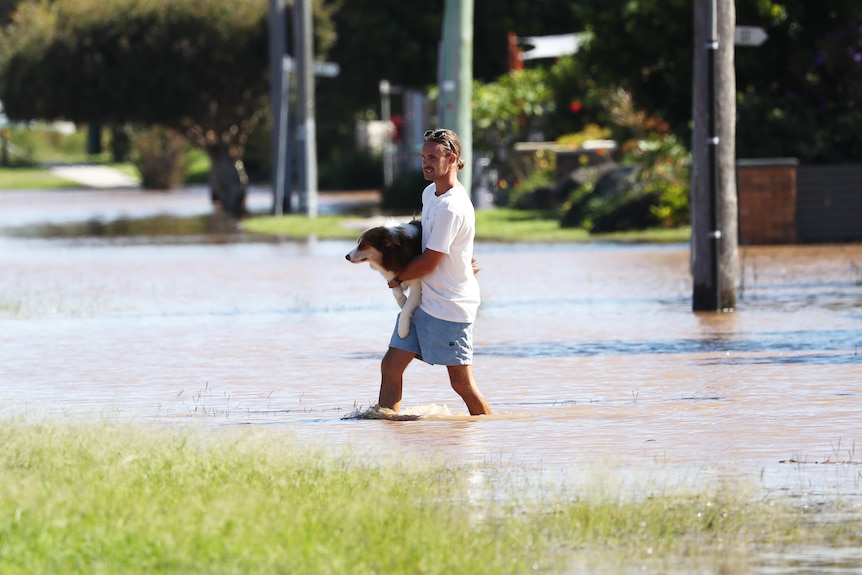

{"left": 569, "top": 100, "right": 582, "bottom": 113}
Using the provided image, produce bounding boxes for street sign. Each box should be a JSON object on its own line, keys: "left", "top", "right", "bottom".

{"left": 735, "top": 26, "right": 768, "bottom": 47}
{"left": 312, "top": 61, "right": 340, "bottom": 78}
{"left": 282, "top": 57, "right": 340, "bottom": 78}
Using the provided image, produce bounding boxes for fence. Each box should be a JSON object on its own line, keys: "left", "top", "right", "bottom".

{"left": 736, "top": 159, "right": 862, "bottom": 244}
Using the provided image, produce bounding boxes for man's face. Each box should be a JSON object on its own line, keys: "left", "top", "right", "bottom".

{"left": 421, "top": 140, "right": 454, "bottom": 181}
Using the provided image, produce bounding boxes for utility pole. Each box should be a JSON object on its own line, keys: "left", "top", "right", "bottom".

{"left": 268, "top": 0, "right": 291, "bottom": 215}
{"left": 691, "top": 0, "right": 739, "bottom": 311}
{"left": 437, "top": 0, "right": 474, "bottom": 195}
{"left": 293, "top": 0, "right": 317, "bottom": 217}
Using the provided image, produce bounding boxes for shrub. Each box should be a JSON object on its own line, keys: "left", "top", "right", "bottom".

{"left": 558, "top": 135, "right": 690, "bottom": 233}
{"left": 131, "top": 125, "right": 189, "bottom": 190}
{"left": 631, "top": 135, "right": 691, "bottom": 228}
{"left": 506, "top": 148, "right": 556, "bottom": 209}
{"left": 381, "top": 169, "right": 424, "bottom": 214}
{"left": 319, "top": 148, "right": 383, "bottom": 190}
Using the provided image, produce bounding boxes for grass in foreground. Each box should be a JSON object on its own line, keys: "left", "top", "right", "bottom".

{"left": 243, "top": 208, "right": 691, "bottom": 244}
{"left": 0, "top": 422, "right": 858, "bottom": 574}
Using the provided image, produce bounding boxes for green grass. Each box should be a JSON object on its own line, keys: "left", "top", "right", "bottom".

{"left": 3, "top": 125, "right": 92, "bottom": 164}
{"left": 243, "top": 209, "right": 691, "bottom": 244}
{"left": 0, "top": 166, "right": 81, "bottom": 190}
{"left": 185, "top": 148, "right": 212, "bottom": 183}
{"left": 476, "top": 208, "right": 690, "bottom": 243}
{"left": 0, "top": 421, "right": 858, "bottom": 574}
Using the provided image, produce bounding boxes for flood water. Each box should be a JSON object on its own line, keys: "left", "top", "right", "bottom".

{"left": 2, "top": 187, "right": 861, "bottom": 569}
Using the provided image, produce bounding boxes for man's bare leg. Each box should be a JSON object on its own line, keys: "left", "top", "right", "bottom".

{"left": 378, "top": 347, "right": 415, "bottom": 412}
{"left": 447, "top": 364, "right": 491, "bottom": 415}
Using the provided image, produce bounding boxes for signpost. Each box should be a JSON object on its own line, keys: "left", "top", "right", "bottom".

{"left": 268, "top": 0, "right": 341, "bottom": 217}
{"left": 734, "top": 26, "right": 768, "bottom": 47}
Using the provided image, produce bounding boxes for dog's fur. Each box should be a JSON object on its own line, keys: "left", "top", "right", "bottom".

{"left": 345, "top": 220, "right": 422, "bottom": 338}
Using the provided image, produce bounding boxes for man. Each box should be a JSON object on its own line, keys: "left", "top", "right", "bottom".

{"left": 378, "top": 128, "right": 491, "bottom": 416}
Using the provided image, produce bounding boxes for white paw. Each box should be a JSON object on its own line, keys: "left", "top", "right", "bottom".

{"left": 397, "top": 319, "right": 411, "bottom": 339}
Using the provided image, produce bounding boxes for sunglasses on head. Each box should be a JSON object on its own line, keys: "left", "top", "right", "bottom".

{"left": 423, "top": 129, "right": 448, "bottom": 139}
{"left": 423, "top": 129, "right": 454, "bottom": 153}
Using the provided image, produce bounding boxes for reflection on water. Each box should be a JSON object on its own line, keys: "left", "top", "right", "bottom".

{"left": 1, "top": 189, "right": 861, "bottom": 572}
{"left": 4, "top": 213, "right": 246, "bottom": 241}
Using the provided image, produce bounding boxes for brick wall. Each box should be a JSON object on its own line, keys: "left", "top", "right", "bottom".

{"left": 736, "top": 158, "right": 798, "bottom": 245}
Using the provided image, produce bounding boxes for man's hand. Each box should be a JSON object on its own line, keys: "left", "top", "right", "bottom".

{"left": 386, "top": 249, "right": 445, "bottom": 290}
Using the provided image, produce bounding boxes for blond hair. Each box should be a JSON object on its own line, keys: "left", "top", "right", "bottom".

{"left": 423, "top": 128, "right": 465, "bottom": 170}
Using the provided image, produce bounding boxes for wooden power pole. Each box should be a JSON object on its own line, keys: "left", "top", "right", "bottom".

{"left": 691, "top": 0, "right": 740, "bottom": 312}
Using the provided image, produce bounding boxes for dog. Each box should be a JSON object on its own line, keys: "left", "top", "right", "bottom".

{"left": 345, "top": 220, "right": 423, "bottom": 338}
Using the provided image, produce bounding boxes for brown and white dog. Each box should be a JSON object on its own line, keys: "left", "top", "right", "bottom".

{"left": 345, "top": 220, "right": 422, "bottom": 338}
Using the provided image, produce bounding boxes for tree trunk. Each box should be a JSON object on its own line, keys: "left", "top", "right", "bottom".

{"left": 691, "top": 0, "right": 740, "bottom": 311}
{"left": 207, "top": 143, "right": 248, "bottom": 219}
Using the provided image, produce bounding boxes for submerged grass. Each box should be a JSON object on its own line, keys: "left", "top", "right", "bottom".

{"left": 1, "top": 421, "right": 859, "bottom": 574}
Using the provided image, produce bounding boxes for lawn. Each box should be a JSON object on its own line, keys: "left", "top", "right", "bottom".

{"left": 1, "top": 421, "right": 857, "bottom": 574}
{"left": 243, "top": 208, "right": 692, "bottom": 244}
{"left": 0, "top": 166, "right": 81, "bottom": 190}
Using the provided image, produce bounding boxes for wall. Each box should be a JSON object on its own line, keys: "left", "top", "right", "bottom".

{"left": 736, "top": 158, "right": 798, "bottom": 245}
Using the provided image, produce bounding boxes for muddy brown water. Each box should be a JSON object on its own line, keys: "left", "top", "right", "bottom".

{"left": 2, "top": 187, "right": 861, "bottom": 569}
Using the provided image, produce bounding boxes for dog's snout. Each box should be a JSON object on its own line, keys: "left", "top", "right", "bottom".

{"left": 345, "top": 254, "right": 351, "bottom": 261}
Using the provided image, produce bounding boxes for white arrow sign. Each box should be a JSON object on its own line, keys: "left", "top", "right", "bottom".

{"left": 282, "top": 56, "right": 340, "bottom": 78}
{"left": 735, "top": 26, "right": 768, "bottom": 47}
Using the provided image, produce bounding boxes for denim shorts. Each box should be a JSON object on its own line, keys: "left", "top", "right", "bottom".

{"left": 389, "top": 307, "right": 474, "bottom": 366}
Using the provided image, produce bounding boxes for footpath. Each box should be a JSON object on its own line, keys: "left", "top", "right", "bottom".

{"left": 46, "top": 164, "right": 139, "bottom": 188}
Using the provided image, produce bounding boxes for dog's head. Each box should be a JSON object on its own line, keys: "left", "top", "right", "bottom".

{"left": 346, "top": 221, "right": 421, "bottom": 273}
{"left": 345, "top": 226, "right": 391, "bottom": 265}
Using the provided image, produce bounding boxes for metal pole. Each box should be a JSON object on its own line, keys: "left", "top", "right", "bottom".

{"left": 437, "top": 0, "right": 458, "bottom": 128}
{"left": 294, "top": 0, "right": 317, "bottom": 217}
{"left": 268, "top": 0, "right": 290, "bottom": 215}
{"left": 706, "top": 0, "right": 721, "bottom": 310}
{"left": 456, "top": 0, "right": 473, "bottom": 197}
{"left": 274, "top": 57, "right": 291, "bottom": 216}
{"left": 437, "top": 0, "right": 473, "bottom": 196}
{"left": 380, "top": 79, "right": 394, "bottom": 188}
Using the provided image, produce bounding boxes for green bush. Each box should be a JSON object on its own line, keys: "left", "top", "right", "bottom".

{"left": 4, "top": 124, "right": 92, "bottom": 164}
{"left": 319, "top": 148, "right": 383, "bottom": 190}
{"left": 381, "top": 169, "right": 424, "bottom": 214}
{"left": 131, "top": 126, "right": 189, "bottom": 190}
{"left": 557, "top": 135, "right": 690, "bottom": 233}
{"left": 630, "top": 135, "right": 691, "bottom": 228}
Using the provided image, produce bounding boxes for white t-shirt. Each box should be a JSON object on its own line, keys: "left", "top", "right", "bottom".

{"left": 419, "top": 183, "right": 480, "bottom": 323}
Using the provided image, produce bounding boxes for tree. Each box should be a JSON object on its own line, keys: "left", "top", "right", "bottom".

{"left": 0, "top": 0, "right": 19, "bottom": 25}
{"left": 735, "top": 1, "right": 862, "bottom": 162}
{"left": 471, "top": 68, "right": 554, "bottom": 186}
{"left": 316, "top": 0, "right": 583, "bottom": 165}
{"left": 572, "top": 0, "right": 862, "bottom": 163}
{"left": 571, "top": 0, "right": 693, "bottom": 142}
{"left": 0, "top": 0, "right": 272, "bottom": 217}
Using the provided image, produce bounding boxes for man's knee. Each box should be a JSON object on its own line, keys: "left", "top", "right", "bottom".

{"left": 447, "top": 365, "right": 474, "bottom": 392}
{"left": 382, "top": 348, "right": 413, "bottom": 378}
